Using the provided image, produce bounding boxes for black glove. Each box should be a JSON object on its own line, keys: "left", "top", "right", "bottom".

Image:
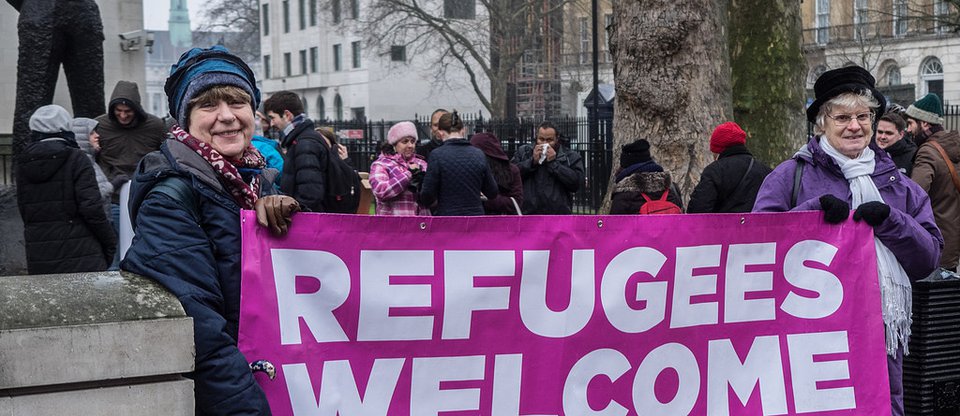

{"left": 853, "top": 201, "right": 891, "bottom": 226}
{"left": 110, "top": 174, "right": 130, "bottom": 190}
{"left": 819, "top": 195, "right": 850, "bottom": 224}
{"left": 408, "top": 168, "right": 426, "bottom": 193}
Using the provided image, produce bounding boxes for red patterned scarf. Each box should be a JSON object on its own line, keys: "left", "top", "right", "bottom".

{"left": 170, "top": 125, "right": 265, "bottom": 209}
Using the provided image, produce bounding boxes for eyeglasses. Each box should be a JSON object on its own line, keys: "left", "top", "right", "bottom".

{"left": 826, "top": 112, "right": 874, "bottom": 127}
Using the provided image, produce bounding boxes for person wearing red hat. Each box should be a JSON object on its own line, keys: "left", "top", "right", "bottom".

{"left": 687, "top": 122, "right": 771, "bottom": 213}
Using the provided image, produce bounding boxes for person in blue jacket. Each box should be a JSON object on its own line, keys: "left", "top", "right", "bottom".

{"left": 122, "top": 46, "right": 299, "bottom": 415}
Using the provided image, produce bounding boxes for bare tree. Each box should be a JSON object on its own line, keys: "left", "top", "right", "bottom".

{"left": 605, "top": 1, "right": 732, "bottom": 209}
{"left": 358, "top": 0, "right": 582, "bottom": 117}
{"left": 195, "top": 0, "right": 261, "bottom": 63}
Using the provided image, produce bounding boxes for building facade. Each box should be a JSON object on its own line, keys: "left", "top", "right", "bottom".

{"left": 258, "top": 0, "right": 488, "bottom": 122}
{"left": 801, "top": 0, "right": 959, "bottom": 106}
{"left": 559, "top": 0, "right": 613, "bottom": 117}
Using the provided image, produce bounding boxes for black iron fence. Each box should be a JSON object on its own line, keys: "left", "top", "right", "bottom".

{"left": 319, "top": 114, "right": 614, "bottom": 213}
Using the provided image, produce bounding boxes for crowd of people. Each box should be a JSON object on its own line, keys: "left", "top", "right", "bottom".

{"left": 13, "top": 45, "right": 955, "bottom": 416}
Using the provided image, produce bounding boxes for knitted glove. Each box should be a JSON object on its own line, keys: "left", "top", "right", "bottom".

{"left": 853, "top": 201, "right": 891, "bottom": 226}
{"left": 819, "top": 195, "right": 850, "bottom": 224}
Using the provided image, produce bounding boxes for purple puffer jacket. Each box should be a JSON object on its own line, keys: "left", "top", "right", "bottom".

{"left": 753, "top": 136, "right": 942, "bottom": 281}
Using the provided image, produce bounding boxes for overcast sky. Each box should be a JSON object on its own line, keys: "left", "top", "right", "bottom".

{"left": 143, "top": 0, "right": 207, "bottom": 31}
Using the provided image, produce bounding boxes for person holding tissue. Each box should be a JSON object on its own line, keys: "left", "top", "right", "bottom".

{"left": 510, "top": 121, "right": 584, "bottom": 214}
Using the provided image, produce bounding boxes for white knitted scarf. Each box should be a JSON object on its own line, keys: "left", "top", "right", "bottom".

{"left": 819, "top": 137, "right": 912, "bottom": 356}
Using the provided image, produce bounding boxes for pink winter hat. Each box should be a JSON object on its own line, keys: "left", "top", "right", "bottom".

{"left": 387, "top": 121, "right": 418, "bottom": 145}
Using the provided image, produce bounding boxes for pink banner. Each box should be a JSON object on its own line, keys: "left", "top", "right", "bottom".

{"left": 239, "top": 211, "right": 890, "bottom": 416}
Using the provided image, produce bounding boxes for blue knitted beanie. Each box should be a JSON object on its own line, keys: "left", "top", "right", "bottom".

{"left": 165, "top": 45, "right": 260, "bottom": 128}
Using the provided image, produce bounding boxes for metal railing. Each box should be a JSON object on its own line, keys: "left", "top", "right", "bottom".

{"left": 317, "top": 114, "right": 614, "bottom": 213}
{"left": 802, "top": 16, "right": 957, "bottom": 48}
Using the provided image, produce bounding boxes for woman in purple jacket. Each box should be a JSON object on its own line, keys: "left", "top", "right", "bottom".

{"left": 753, "top": 66, "right": 942, "bottom": 416}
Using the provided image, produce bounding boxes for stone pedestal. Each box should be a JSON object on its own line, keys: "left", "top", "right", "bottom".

{"left": 0, "top": 271, "right": 195, "bottom": 415}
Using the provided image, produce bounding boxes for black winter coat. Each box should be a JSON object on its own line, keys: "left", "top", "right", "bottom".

{"left": 123, "top": 140, "right": 277, "bottom": 415}
{"left": 420, "top": 138, "right": 499, "bottom": 215}
{"left": 610, "top": 170, "right": 684, "bottom": 214}
{"left": 16, "top": 137, "right": 117, "bottom": 274}
{"left": 511, "top": 143, "right": 584, "bottom": 214}
{"left": 687, "top": 145, "right": 772, "bottom": 213}
{"left": 885, "top": 138, "right": 918, "bottom": 176}
{"left": 279, "top": 118, "right": 329, "bottom": 212}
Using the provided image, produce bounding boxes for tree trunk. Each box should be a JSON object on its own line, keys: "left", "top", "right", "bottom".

{"left": 729, "top": 0, "right": 806, "bottom": 167}
{"left": 605, "top": 0, "right": 732, "bottom": 212}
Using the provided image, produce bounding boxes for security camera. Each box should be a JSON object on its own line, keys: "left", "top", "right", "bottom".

{"left": 119, "top": 30, "right": 146, "bottom": 51}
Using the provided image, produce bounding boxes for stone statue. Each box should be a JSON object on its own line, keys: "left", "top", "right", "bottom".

{"left": 8, "top": 0, "right": 106, "bottom": 155}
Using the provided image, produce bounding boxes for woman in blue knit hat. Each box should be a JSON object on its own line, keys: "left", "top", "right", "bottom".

{"left": 122, "top": 46, "right": 299, "bottom": 415}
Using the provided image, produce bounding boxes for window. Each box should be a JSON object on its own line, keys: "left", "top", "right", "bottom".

{"left": 302, "top": 96, "right": 309, "bottom": 118}
{"left": 284, "top": 52, "right": 291, "bottom": 76}
{"left": 262, "top": 4, "right": 270, "bottom": 36}
{"left": 309, "top": 0, "right": 317, "bottom": 26}
{"left": 579, "top": 17, "right": 589, "bottom": 65}
{"left": 317, "top": 96, "right": 325, "bottom": 120}
{"left": 807, "top": 64, "right": 827, "bottom": 89}
{"left": 334, "top": 94, "right": 343, "bottom": 121}
{"left": 333, "top": 44, "right": 342, "bottom": 71}
{"left": 350, "top": 0, "right": 359, "bottom": 19}
{"left": 299, "top": 50, "right": 307, "bottom": 74}
{"left": 310, "top": 47, "right": 318, "bottom": 72}
{"left": 351, "top": 107, "right": 366, "bottom": 122}
{"left": 935, "top": 0, "right": 950, "bottom": 34}
{"left": 390, "top": 45, "right": 406, "bottom": 62}
{"left": 893, "top": 0, "right": 908, "bottom": 37}
{"left": 299, "top": 0, "right": 306, "bottom": 30}
{"left": 816, "top": 0, "right": 829, "bottom": 44}
{"left": 282, "top": 0, "right": 290, "bottom": 33}
{"left": 604, "top": 13, "right": 613, "bottom": 63}
{"left": 853, "top": 0, "right": 867, "bottom": 40}
{"left": 332, "top": 0, "right": 341, "bottom": 23}
{"left": 885, "top": 66, "right": 901, "bottom": 86}
{"left": 444, "top": 0, "right": 475, "bottom": 19}
{"left": 351, "top": 41, "right": 361, "bottom": 68}
{"left": 263, "top": 55, "right": 271, "bottom": 79}
{"left": 921, "top": 57, "right": 944, "bottom": 99}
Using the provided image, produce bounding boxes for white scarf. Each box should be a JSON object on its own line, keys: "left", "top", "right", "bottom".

{"left": 818, "top": 137, "right": 912, "bottom": 356}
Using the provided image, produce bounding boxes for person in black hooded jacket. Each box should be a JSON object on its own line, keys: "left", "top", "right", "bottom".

{"left": 609, "top": 139, "right": 684, "bottom": 214}
{"left": 16, "top": 105, "right": 116, "bottom": 274}
{"left": 688, "top": 122, "right": 772, "bottom": 213}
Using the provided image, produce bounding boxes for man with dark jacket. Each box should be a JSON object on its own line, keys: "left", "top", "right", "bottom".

{"left": 17, "top": 105, "right": 116, "bottom": 274}
{"left": 265, "top": 91, "right": 329, "bottom": 212}
{"left": 95, "top": 80, "right": 165, "bottom": 268}
{"left": 416, "top": 108, "right": 448, "bottom": 160}
{"left": 907, "top": 93, "right": 960, "bottom": 271}
{"left": 877, "top": 112, "right": 917, "bottom": 176}
{"left": 511, "top": 121, "right": 584, "bottom": 214}
{"left": 688, "top": 122, "right": 772, "bottom": 213}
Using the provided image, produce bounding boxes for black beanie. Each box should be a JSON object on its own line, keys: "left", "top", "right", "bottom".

{"left": 620, "top": 139, "right": 652, "bottom": 168}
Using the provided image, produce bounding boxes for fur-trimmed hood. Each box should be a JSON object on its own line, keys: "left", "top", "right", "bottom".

{"left": 614, "top": 171, "right": 672, "bottom": 194}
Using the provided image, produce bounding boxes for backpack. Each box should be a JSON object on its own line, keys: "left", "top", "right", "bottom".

{"left": 322, "top": 142, "right": 362, "bottom": 214}
{"left": 638, "top": 188, "right": 681, "bottom": 215}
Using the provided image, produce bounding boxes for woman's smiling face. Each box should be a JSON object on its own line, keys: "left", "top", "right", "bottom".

{"left": 188, "top": 87, "right": 254, "bottom": 159}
